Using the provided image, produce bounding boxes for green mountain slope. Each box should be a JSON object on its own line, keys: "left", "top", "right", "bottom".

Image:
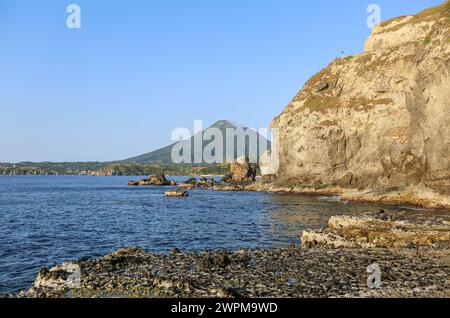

{"left": 122, "top": 120, "right": 271, "bottom": 164}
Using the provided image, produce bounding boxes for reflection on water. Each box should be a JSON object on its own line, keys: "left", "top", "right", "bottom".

{"left": 265, "top": 192, "right": 448, "bottom": 244}
{"left": 265, "top": 194, "right": 380, "bottom": 243}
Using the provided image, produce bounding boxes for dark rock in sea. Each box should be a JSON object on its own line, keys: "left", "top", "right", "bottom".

{"left": 184, "top": 177, "right": 198, "bottom": 185}
{"left": 197, "top": 177, "right": 219, "bottom": 188}
{"left": 178, "top": 177, "right": 219, "bottom": 189}
{"left": 128, "top": 174, "right": 177, "bottom": 186}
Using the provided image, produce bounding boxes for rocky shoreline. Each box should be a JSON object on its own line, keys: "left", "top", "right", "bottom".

{"left": 9, "top": 211, "right": 450, "bottom": 299}
{"left": 8, "top": 161, "right": 450, "bottom": 298}
{"left": 4, "top": 1, "right": 450, "bottom": 300}
{"left": 227, "top": 182, "right": 450, "bottom": 211}
{"left": 123, "top": 156, "right": 450, "bottom": 211}
{"left": 301, "top": 210, "right": 450, "bottom": 249}
{"left": 9, "top": 247, "right": 450, "bottom": 299}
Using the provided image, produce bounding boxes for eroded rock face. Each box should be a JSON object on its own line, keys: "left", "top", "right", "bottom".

{"left": 225, "top": 157, "right": 257, "bottom": 183}
{"left": 271, "top": 2, "right": 450, "bottom": 198}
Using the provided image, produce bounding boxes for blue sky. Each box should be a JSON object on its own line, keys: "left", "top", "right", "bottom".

{"left": 0, "top": 0, "right": 444, "bottom": 162}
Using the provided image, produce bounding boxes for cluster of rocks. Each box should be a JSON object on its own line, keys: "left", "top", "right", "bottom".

{"left": 178, "top": 177, "right": 220, "bottom": 189}
{"left": 213, "top": 184, "right": 248, "bottom": 192}
{"left": 127, "top": 157, "right": 258, "bottom": 196}
{"left": 127, "top": 156, "right": 257, "bottom": 193}
{"left": 177, "top": 158, "right": 257, "bottom": 192}
{"left": 9, "top": 242, "right": 450, "bottom": 298}
{"left": 128, "top": 174, "right": 177, "bottom": 187}
{"left": 301, "top": 210, "right": 450, "bottom": 249}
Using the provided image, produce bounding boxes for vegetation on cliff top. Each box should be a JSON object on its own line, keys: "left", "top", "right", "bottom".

{"left": 379, "top": 0, "right": 450, "bottom": 31}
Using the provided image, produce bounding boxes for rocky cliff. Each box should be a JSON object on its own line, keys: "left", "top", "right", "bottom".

{"left": 271, "top": 1, "right": 450, "bottom": 208}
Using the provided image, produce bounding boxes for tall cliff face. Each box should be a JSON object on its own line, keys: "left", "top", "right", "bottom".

{"left": 272, "top": 1, "right": 450, "bottom": 197}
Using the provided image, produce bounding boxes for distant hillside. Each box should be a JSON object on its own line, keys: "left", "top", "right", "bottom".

{"left": 0, "top": 120, "right": 270, "bottom": 176}
{"left": 93, "top": 162, "right": 232, "bottom": 177}
{"left": 0, "top": 162, "right": 105, "bottom": 176}
{"left": 122, "top": 120, "right": 271, "bottom": 165}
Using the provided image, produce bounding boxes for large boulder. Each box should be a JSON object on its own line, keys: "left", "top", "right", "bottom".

{"left": 179, "top": 177, "right": 219, "bottom": 189}
{"left": 197, "top": 177, "right": 219, "bottom": 188}
{"left": 129, "top": 174, "right": 177, "bottom": 186}
{"left": 225, "top": 157, "right": 257, "bottom": 183}
{"left": 165, "top": 190, "right": 189, "bottom": 197}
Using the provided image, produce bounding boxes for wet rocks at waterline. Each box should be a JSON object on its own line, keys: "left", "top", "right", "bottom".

{"left": 301, "top": 210, "right": 450, "bottom": 249}
{"left": 178, "top": 177, "right": 219, "bottom": 189}
{"left": 165, "top": 190, "right": 189, "bottom": 197}
{"left": 10, "top": 241, "right": 450, "bottom": 298}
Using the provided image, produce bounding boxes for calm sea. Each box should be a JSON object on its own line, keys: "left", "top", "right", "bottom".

{"left": 0, "top": 176, "right": 440, "bottom": 295}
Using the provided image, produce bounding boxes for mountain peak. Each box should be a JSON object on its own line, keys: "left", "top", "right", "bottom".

{"left": 122, "top": 120, "right": 270, "bottom": 164}
{"left": 209, "top": 120, "right": 238, "bottom": 129}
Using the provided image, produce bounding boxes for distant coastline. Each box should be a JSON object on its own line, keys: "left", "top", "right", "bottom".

{"left": 0, "top": 162, "right": 233, "bottom": 177}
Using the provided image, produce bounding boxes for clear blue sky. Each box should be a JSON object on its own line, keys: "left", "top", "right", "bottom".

{"left": 0, "top": 0, "right": 444, "bottom": 162}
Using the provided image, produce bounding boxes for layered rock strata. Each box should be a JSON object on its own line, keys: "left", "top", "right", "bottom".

{"left": 271, "top": 2, "right": 450, "bottom": 208}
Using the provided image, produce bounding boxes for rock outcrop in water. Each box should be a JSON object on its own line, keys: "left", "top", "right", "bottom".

{"left": 271, "top": 2, "right": 450, "bottom": 208}
{"left": 128, "top": 175, "right": 177, "bottom": 186}
{"left": 178, "top": 177, "right": 220, "bottom": 189}
{"left": 222, "top": 157, "right": 257, "bottom": 183}
{"left": 165, "top": 190, "right": 189, "bottom": 197}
